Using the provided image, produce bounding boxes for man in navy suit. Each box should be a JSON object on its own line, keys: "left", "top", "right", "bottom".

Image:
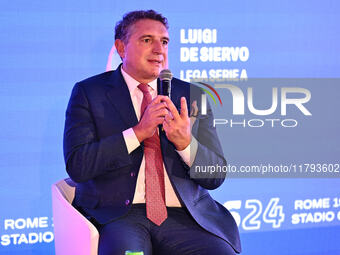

{"left": 64, "top": 10, "right": 241, "bottom": 255}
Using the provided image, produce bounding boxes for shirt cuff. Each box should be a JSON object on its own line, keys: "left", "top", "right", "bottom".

{"left": 176, "top": 136, "right": 198, "bottom": 167}
{"left": 122, "top": 128, "right": 140, "bottom": 154}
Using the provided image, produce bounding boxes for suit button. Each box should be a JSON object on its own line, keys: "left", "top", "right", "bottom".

{"left": 130, "top": 172, "right": 135, "bottom": 177}
{"left": 125, "top": 199, "right": 130, "bottom": 205}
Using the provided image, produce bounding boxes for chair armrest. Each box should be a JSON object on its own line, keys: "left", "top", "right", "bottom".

{"left": 52, "top": 179, "right": 99, "bottom": 255}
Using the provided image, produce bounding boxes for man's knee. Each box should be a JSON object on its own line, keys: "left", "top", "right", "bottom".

{"left": 98, "top": 221, "right": 152, "bottom": 255}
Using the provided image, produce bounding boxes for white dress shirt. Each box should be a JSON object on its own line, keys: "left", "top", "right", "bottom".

{"left": 120, "top": 67, "right": 197, "bottom": 207}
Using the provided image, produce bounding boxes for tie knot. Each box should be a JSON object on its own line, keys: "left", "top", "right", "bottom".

{"left": 138, "top": 83, "right": 150, "bottom": 94}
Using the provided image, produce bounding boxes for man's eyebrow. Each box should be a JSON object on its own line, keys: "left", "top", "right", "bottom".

{"left": 139, "top": 35, "right": 170, "bottom": 41}
{"left": 139, "top": 35, "right": 152, "bottom": 39}
{"left": 162, "top": 36, "right": 170, "bottom": 42}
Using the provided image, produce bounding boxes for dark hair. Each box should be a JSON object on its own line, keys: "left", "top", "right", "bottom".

{"left": 115, "top": 10, "right": 169, "bottom": 43}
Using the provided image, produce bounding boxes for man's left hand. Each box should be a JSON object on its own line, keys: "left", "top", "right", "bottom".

{"left": 162, "top": 97, "right": 191, "bottom": 151}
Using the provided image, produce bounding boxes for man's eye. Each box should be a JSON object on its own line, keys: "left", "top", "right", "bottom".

{"left": 162, "top": 40, "right": 168, "bottom": 45}
{"left": 143, "top": 38, "right": 151, "bottom": 43}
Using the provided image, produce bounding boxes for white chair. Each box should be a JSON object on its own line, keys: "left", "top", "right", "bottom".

{"left": 52, "top": 178, "right": 99, "bottom": 255}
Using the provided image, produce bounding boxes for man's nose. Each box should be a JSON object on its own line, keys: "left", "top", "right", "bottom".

{"left": 152, "top": 40, "right": 163, "bottom": 54}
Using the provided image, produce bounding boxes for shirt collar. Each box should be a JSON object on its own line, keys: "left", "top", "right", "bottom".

{"left": 120, "top": 66, "right": 157, "bottom": 93}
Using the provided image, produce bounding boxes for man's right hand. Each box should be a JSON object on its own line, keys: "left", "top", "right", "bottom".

{"left": 133, "top": 95, "right": 169, "bottom": 142}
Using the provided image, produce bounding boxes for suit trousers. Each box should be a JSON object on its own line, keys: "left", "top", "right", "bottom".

{"left": 97, "top": 203, "right": 236, "bottom": 255}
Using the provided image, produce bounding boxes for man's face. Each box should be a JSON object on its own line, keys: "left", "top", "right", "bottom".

{"left": 116, "top": 19, "right": 169, "bottom": 83}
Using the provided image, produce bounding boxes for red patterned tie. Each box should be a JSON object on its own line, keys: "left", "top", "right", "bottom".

{"left": 138, "top": 83, "right": 167, "bottom": 226}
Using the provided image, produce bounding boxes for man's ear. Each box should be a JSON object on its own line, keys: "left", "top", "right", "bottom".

{"left": 115, "top": 39, "right": 125, "bottom": 59}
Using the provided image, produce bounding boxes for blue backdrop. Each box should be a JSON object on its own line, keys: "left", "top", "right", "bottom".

{"left": 1, "top": 0, "right": 339, "bottom": 254}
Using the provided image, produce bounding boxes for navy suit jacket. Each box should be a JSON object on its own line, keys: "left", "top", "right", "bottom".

{"left": 63, "top": 66, "right": 241, "bottom": 253}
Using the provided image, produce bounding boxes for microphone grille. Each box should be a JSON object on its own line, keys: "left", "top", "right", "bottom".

{"left": 159, "top": 69, "right": 173, "bottom": 81}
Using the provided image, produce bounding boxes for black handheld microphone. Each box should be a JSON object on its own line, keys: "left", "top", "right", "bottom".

{"left": 159, "top": 69, "right": 173, "bottom": 132}
{"left": 159, "top": 69, "right": 173, "bottom": 98}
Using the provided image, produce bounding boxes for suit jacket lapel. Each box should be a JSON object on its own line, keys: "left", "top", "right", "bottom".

{"left": 106, "top": 66, "right": 139, "bottom": 129}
